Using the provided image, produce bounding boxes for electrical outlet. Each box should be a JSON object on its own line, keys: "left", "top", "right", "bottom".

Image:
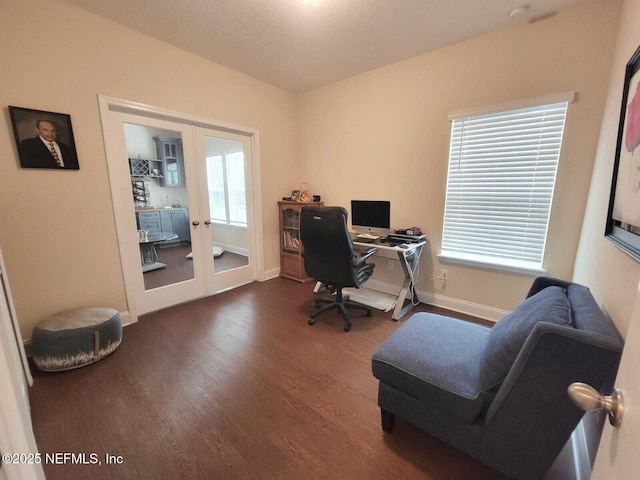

{"left": 440, "top": 269, "right": 448, "bottom": 281}
{"left": 387, "top": 260, "right": 394, "bottom": 270}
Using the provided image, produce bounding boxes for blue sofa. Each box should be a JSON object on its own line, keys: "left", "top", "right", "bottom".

{"left": 372, "top": 276, "right": 623, "bottom": 479}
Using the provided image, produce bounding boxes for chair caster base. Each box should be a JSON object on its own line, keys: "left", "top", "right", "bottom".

{"left": 309, "top": 317, "right": 316, "bottom": 325}
{"left": 344, "top": 324, "right": 351, "bottom": 332}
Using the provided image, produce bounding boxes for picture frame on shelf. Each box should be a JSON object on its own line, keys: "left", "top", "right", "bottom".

{"left": 606, "top": 45, "right": 640, "bottom": 261}
{"left": 9, "top": 106, "right": 79, "bottom": 170}
{"left": 291, "top": 190, "right": 300, "bottom": 202}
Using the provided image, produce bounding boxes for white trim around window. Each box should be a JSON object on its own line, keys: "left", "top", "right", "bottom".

{"left": 448, "top": 91, "right": 576, "bottom": 121}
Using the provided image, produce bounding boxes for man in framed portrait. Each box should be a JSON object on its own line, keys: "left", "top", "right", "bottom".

{"left": 18, "top": 118, "right": 79, "bottom": 169}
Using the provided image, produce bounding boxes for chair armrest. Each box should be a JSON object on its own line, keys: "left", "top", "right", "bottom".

{"left": 353, "top": 247, "right": 377, "bottom": 267}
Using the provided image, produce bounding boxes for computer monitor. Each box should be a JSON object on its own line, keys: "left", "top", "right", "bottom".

{"left": 351, "top": 200, "right": 391, "bottom": 236}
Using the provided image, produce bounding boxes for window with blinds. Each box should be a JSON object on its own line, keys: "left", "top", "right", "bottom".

{"left": 440, "top": 97, "right": 571, "bottom": 272}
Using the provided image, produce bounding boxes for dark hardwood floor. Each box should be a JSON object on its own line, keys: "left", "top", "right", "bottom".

{"left": 29, "top": 278, "right": 505, "bottom": 480}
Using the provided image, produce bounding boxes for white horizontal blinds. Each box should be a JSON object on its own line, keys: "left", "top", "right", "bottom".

{"left": 442, "top": 101, "right": 568, "bottom": 269}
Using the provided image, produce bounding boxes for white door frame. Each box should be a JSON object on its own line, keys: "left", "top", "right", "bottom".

{"left": 98, "top": 95, "right": 265, "bottom": 322}
{"left": 0, "top": 247, "right": 44, "bottom": 480}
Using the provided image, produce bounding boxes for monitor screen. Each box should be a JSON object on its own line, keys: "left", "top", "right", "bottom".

{"left": 351, "top": 200, "right": 391, "bottom": 234}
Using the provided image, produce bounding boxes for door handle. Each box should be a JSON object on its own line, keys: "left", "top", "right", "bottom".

{"left": 568, "top": 382, "right": 624, "bottom": 427}
{"left": 204, "top": 220, "right": 211, "bottom": 226}
{"left": 192, "top": 220, "right": 199, "bottom": 226}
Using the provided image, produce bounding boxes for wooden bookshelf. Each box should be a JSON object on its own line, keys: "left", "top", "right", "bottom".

{"left": 278, "top": 201, "right": 323, "bottom": 283}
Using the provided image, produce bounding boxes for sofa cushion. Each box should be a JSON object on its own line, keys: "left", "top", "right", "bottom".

{"left": 479, "top": 286, "right": 572, "bottom": 391}
{"left": 372, "top": 313, "right": 492, "bottom": 423}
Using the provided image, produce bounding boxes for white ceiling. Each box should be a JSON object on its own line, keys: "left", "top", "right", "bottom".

{"left": 61, "top": 0, "right": 586, "bottom": 92}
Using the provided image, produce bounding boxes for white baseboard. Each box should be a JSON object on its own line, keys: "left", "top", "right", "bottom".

{"left": 365, "top": 279, "right": 508, "bottom": 322}
{"left": 419, "top": 291, "right": 508, "bottom": 322}
{"left": 270, "top": 270, "right": 508, "bottom": 321}
{"left": 263, "top": 267, "right": 281, "bottom": 281}
{"left": 120, "top": 310, "right": 134, "bottom": 326}
{"left": 215, "top": 243, "right": 249, "bottom": 257}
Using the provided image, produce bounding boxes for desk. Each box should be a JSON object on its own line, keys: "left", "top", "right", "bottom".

{"left": 314, "top": 238, "right": 426, "bottom": 321}
{"left": 139, "top": 232, "right": 178, "bottom": 272}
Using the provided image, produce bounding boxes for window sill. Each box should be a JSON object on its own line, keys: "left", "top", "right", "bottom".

{"left": 437, "top": 253, "right": 547, "bottom": 276}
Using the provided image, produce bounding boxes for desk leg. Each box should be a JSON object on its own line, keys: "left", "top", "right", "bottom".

{"left": 392, "top": 245, "right": 423, "bottom": 320}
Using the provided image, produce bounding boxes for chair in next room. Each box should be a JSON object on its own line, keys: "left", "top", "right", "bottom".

{"left": 300, "top": 206, "right": 377, "bottom": 332}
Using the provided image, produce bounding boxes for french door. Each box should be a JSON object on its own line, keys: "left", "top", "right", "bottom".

{"left": 99, "top": 97, "right": 261, "bottom": 319}
{"left": 194, "top": 126, "right": 256, "bottom": 296}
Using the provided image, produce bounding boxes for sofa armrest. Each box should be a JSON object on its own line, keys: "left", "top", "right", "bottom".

{"left": 480, "top": 322, "right": 622, "bottom": 479}
{"left": 526, "top": 276, "right": 573, "bottom": 298}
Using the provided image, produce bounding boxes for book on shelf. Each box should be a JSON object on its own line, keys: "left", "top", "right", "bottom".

{"left": 283, "top": 230, "right": 300, "bottom": 250}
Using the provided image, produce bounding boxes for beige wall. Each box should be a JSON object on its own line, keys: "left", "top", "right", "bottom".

{"left": 0, "top": 0, "right": 298, "bottom": 339}
{"left": 298, "top": 0, "right": 620, "bottom": 313}
{"left": 574, "top": 0, "right": 640, "bottom": 337}
{"left": 0, "top": 0, "right": 631, "bottom": 340}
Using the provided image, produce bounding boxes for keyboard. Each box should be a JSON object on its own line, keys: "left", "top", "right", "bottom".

{"left": 355, "top": 233, "right": 380, "bottom": 240}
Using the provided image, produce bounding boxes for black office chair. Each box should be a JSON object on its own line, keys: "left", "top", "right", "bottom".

{"left": 300, "top": 206, "right": 377, "bottom": 332}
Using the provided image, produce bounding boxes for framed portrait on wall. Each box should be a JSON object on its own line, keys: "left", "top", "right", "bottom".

{"left": 606, "top": 45, "right": 640, "bottom": 261}
{"left": 9, "top": 106, "right": 79, "bottom": 170}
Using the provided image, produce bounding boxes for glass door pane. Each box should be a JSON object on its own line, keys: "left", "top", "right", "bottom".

{"left": 123, "top": 123, "right": 195, "bottom": 291}
{"left": 195, "top": 127, "right": 256, "bottom": 295}
{"left": 202, "top": 137, "right": 249, "bottom": 274}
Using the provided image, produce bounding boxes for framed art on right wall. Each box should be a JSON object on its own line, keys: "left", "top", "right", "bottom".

{"left": 606, "top": 44, "right": 640, "bottom": 262}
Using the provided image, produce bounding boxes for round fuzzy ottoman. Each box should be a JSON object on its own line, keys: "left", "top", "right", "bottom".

{"left": 32, "top": 307, "right": 122, "bottom": 372}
